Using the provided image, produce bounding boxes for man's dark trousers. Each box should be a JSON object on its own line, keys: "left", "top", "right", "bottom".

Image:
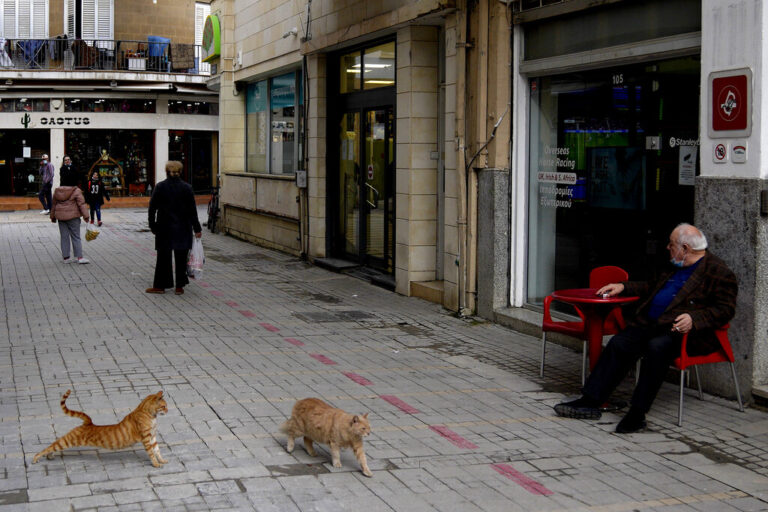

{"left": 39, "top": 182, "right": 52, "bottom": 210}
{"left": 582, "top": 325, "right": 682, "bottom": 413}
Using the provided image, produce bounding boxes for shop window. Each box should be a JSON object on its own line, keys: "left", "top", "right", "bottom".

{"left": 64, "top": 98, "right": 155, "bottom": 113}
{"left": 339, "top": 42, "right": 395, "bottom": 94}
{"left": 526, "top": 57, "right": 700, "bottom": 306}
{"left": 65, "top": 129, "right": 154, "bottom": 196}
{"left": 13, "top": 98, "right": 49, "bottom": 111}
{"left": 246, "top": 71, "right": 303, "bottom": 175}
{"left": 168, "top": 100, "right": 218, "bottom": 115}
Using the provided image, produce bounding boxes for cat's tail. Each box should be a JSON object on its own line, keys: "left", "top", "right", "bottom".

{"left": 279, "top": 418, "right": 296, "bottom": 436}
{"left": 60, "top": 390, "right": 92, "bottom": 425}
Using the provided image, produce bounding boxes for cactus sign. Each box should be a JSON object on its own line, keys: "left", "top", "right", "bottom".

{"left": 202, "top": 14, "right": 221, "bottom": 63}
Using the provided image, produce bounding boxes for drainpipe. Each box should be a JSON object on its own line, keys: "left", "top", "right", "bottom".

{"left": 456, "top": 2, "right": 470, "bottom": 316}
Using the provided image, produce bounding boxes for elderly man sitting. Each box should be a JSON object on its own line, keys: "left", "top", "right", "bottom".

{"left": 554, "top": 223, "right": 737, "bottom": 433}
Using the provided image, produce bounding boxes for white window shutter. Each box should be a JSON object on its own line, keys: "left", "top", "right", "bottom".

{"left": 2, "top": 0, "right": 16, "bottom": 39}
{"left": 64, "top": 0, "right": 75, "bottom": 38}
{"left": 95, "top": 0, "right": 112, "bottom": 40}
{"left": 195, "top": 2, "right": 210, "bottom": 46}
{"left": 81, "top": 0, "right": 95, "bottom": 40}
{"left": 17, "top": 0, "right": 29, "bottom": 38}
{"left": 31, "top": 0, "right": 47, "bottom": 38}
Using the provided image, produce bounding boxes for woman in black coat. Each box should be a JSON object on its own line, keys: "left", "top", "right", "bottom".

{"left": 146, "top": 161, "right": 202, "bottom": 295}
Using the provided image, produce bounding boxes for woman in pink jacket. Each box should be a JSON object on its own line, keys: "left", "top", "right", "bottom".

{"left": 50, "top": 181, "right": 90, "bottom": 264}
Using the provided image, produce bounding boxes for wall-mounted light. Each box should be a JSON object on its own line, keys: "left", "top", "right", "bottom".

{"left": 282, "top": 27, "right": 298, "bottom": 38}
{"left": 5, "top": 79, "right": 11, "bottom": 85}
{"left": 110, "top": 80, "right": 117, "bottom": 87}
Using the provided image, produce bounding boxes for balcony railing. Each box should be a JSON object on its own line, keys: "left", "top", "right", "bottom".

{"left": 0, "top": 38, "right": 210, "bottom": 75}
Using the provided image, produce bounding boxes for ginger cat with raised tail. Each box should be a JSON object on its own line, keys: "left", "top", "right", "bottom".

{"left": 32, "top": 390, "right": 168, "bottom": 467}
{"left": 280, "top": 398, "right": 373, "bottom": 477}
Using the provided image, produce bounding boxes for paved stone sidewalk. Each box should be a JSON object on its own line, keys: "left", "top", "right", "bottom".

{"left": 1, "top": 208, "right": 767, "bottom": 512}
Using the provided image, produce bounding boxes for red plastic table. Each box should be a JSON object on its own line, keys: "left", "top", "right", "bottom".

{"left": 550, "top": 288, "right": 639, "bottom": 371}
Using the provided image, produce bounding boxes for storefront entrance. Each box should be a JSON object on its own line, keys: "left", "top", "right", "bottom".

{"left": 527, "top": 56, "right": 701, "bottom": 304}
{"left": 169, "top": 130, "right": 214, "bottom": 192}
{"left": 329, "top": 41, "right": 396, "bottom": 274}
{"left": 0, "top": 130, "right": 50, "bottom": 196}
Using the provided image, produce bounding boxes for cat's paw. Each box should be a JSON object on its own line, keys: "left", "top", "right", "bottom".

{"left": 333, "top": 461, "right": 342, "bottom": 468}
{"left": 286, "top": 440, "right": 294, "bottom": 453}
{"left": 362, "top": 468, "right": 373, "bottom": 478}
{"left": 46, "top": 454, "right": 54, "bottom": 460}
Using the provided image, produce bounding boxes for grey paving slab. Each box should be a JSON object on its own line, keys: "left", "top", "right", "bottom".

{"left": 1, "top": 208, "right": 768, "bottom": 511}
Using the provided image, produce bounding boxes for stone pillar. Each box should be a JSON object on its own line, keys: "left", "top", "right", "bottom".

{"left": 395, "top": 26, "right": 439, "bottom": 296}
{"left": 476, "top": 168, "right": 509, "bottom": 319}
{"left": 698, "top": 0, "right": 768, "bottom": 398}
{"left": 155, "top": 129, "right": 169, "bottom": 183}
{"left": 307, "top": 53, "right": 327, "bottom": 259}
{"left": 49, "top": 128, "right": 65, "bottom": 189}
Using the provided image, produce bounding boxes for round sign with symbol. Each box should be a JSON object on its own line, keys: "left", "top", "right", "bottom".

{"left": 714, "top": 143, "right": 728, "bottom": 163}
{"left": 367, "top": 164, "right": 374, "bottom": 180}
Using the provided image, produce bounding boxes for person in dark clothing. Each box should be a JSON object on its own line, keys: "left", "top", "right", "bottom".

{"left": 60, "top": 156, "right": 80, "bottom": 188}
{"left": 553, "top": 223, "right": 738, "bottom": 433}
{"left": 38, "top": 153, "right": 54, "bottom": 214}
{"left": 146, "top": 161, "right": 202, "bottom": 295}
{"left": 85, "top": 170, "right": 110, "bottom": 226}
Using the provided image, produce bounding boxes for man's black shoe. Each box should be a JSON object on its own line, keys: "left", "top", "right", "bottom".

{"left": 553, "top": 397, "right": 602, "bottom": 419}
{"left": 615, "top": 409, "right": 646, "bottom": 433}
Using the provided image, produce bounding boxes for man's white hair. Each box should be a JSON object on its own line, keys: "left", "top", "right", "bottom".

{"left": 676, "top": 222, "right": 708, "bottom": 250}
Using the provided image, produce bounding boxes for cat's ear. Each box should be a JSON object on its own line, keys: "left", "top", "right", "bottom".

{"left": 156, "top": 391, "right": 164, "bottom": 398}
{"left": 363, "top": 413, "right": 369, "bottom": 419}
{"left": 352, "top": 415, "right": 359, "bottom": 424}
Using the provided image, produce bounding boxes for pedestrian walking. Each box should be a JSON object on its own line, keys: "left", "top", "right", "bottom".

{"left": 38, "top": 153, "right": 55, "bottom": 214}
{"left": 50, "top": 182, "right": 90, "bottom": 264}
{"left": 146, "top": 160, "right": 202, "bottom": 295}
{"left": 85, "top": 170, "right": 110, "bottom": 227}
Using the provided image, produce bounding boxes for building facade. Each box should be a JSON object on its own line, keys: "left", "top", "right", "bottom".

{"left": 213, "top": 0, "right": 768, "bottom": 401}
{"left": 0, "top": 0, "right": 218, "bottom": 197}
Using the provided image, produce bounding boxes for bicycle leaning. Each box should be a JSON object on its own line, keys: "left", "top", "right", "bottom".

{"left": 206, "top": 185, "right": 220, "bottom": 233}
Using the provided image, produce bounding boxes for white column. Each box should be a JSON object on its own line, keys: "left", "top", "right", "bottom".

{"left": 155, "top": 129, "right": 168, "bottom": 183}
{"left": 49, "top": 128, "right": 65, "bottom": 188}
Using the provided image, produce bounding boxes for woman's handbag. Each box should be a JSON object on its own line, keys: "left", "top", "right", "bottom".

{"left": 187, "top": 238, "right": 204, "bottom": 278}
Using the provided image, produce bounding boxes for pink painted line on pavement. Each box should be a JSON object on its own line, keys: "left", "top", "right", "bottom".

{"left": 284, "top": 338, "right": 305, "bottom": 347}
{"left": 210, "top": 290, "right": 224, "bottom": 297}
{"left": 259, "top": 322, "right": 280, "bottom": 332}
{"left": 379, "top": 395, "right": 421, "bottom": 414}
{"left": 490, "top": 464, "right": 553, "bottom": 496}
{"left": 342, "top": 372, "right": 373, "bottom": 386}
{"left": 428, "top": 425, "right": 478, "bottom": 450}
{"left": 197, "top": 281, "right": 211, "bottom": 288}
{"left": 239, "top": 310, "right": 257, "bottom": 318}
{"left": 224, "top": 300, "right": 240, "bottom": 307}
{"left": 309, "top": 353, "right": 338, "bottom": 365}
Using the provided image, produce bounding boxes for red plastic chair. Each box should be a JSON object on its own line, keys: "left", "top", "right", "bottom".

{"left": 540, "top": 266, "right": 628, "bottom": 385}
{"left": 673, "top": 324, "right": 744, "bottom": 426}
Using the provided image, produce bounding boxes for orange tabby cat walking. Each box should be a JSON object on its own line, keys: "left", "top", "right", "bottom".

{"left": 280, "top": 398, "right": 373, "bottom": 477}
{"left": 32, "top": 390, "right": 168, "bottom": 467}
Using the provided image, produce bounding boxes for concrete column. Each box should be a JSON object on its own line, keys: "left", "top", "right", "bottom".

{"left": 155, "top": 129, "right": 169, "bottom": 183}
{"left": 699, "top": 0, "right": 768, "bottom": 398}
{"left": 49, "top": 128, "right": 65, "bottom": 188}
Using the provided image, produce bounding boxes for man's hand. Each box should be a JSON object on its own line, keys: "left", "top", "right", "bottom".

{"left": 672, "top": 313, "right": 693, "bottom": 334}
{"left": 195, "top": 231, "right": 202, "bottom": 239}
{"left": 596, "top": 283, "right": 624, "bottom": 297}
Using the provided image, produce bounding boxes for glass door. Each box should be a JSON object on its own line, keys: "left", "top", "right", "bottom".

{"left": 336, "top": 107, "right": 394, "bottom": 272}
{"left": 363, "top": 107, "right": 394, "bottom": 271}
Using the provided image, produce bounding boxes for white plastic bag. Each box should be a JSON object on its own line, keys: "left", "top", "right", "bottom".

{"left": 187, "top": 238, "right": 204, "bottom": 279}
{"left": 85, "top": 223, "right": 100, "bottom": 242}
